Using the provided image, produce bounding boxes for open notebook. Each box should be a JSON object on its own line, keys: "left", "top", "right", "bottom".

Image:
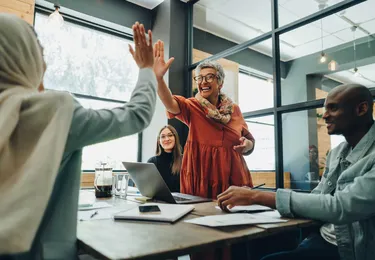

{"left": 113, "top": 204, "right": 194, "bottom": 223}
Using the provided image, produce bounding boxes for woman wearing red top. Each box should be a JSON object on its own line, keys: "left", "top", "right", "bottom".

{"left": 153, "top": 40, "right": 255, "bottom": 197}
{"left": 153, "top": 40, "right": 255, "bottom": 259}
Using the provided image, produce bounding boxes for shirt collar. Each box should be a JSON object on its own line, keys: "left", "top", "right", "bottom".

{"left": 340, "top": 122, "right": 375, "bottom": 164}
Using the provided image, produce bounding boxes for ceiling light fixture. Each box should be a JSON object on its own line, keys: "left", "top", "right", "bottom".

{"left": 353, "top": 67, "right": 360, "bottom": 77}
{"left": 319, "top": 19, "right": 327, "bottom": 63}
{"left": 48, "top": 4, "right": 64, "bottom": 28}
{"left": 351, "top": 26, "right": 360, "bottom": 77}
{"left": 320, "top": 51, "right": 327, "bottom": 63}
{"left": 317, "top": 1, "right": 328, "bottom": 64}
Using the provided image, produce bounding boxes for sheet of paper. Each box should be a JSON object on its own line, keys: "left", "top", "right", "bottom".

{"left": 253, "top": 210, "right": 282, "bottom": 219}
{"left": 78, "top": 204, "right": 138, "bottom": 221}
{"left": 78, "top": 190, "right": 95, "bottom": 208}
{"left": 127, "top": 186, "right": 140, "bottom": 195}
{"left": 78, "top": 202, "right": 113, "bottom": 211}
{"left": 215, "top": 204, "right": 273, "bottom": 213}
{"left": 184, "top": 213, "right": 287, "bottom": 227}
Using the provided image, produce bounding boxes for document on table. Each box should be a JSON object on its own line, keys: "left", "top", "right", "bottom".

{"left": 215, "top": 204, "right": 273, "bottom": 213}
{"left": 184, "top": 213, "right": 288, "bottom": 227}
{"left": 78, "top": 190, "right": 95, "bottom": 208}
{"left": 253, "top": 210, "right": 282, "bottom": 219}
{"left": 78, "top": 201, "right": 113, "bottom": 211}
{"left": 78, "top": 204, "right": 138, "bottom": 221}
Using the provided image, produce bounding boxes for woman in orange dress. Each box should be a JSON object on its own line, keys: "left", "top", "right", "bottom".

{"left": 153, "top": 40, "right": 255, "bottom": 260}
{"left": 153, "top": 40, "right": 254, "bottom": 198}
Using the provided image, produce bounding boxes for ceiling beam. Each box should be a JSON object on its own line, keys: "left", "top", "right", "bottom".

{"left": 187, "top": 0, "right": 200, "bottom": 5}
{"left": 189, "top": 32, "right": 272, "bottom": 70}
{"left": 274, "top": 0, "right": 367, "bottom": 35}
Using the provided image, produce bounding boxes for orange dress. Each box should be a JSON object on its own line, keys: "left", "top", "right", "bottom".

{"left": 168, "top": 95, "right": 254, "bottom": 198}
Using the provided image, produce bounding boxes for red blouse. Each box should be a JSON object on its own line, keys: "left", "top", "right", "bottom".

{"left": 168, "top": 95, "right": 255, "bottom": 199}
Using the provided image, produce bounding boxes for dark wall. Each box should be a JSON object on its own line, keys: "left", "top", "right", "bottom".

{"left": 44, "top": 0, "right": 152, "bottom": 29}
{"left": 151, "top": 0, "right": 190, "bottom": 147}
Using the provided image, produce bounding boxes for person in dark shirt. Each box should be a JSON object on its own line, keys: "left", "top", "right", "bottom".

{"left": 308, "top": 145, "right": 320, "bottom": 181}
{"left": 147, "top": 125, "right": 182, "bottom": 192}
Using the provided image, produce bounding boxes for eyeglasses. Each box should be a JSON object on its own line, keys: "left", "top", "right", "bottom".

{"left": 160, "top": 133, "right": 174, "bottom": 140}
{"left": 193, "top": 73, "right": 217, "bottom": 84}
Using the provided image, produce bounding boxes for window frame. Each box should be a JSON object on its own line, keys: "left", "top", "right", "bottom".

{"left": 187, "top": 0, "right": 372, "bottom": 190}
{"left": 34, "top": 7, "right": 143, "bottom": 171}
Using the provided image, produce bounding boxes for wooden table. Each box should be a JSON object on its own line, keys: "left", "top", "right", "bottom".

{"left": 77, "top": 191, "right": 315, "bottom": 260}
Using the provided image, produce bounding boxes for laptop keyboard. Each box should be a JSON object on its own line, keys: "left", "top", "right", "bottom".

{"left": 173, "top": 196, "right": 191, "bottom": 202}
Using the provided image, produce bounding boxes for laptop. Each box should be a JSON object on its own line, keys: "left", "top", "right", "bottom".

{"left": 122, "top": 162, "right": 212, "bottom": 204}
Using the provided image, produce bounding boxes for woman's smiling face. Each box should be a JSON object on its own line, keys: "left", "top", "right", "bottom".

{"left": 159, "top": 127, "right": 175, "bottom": 152}
{"left": 197, "top": 68, "right": 222, "bottom": 100}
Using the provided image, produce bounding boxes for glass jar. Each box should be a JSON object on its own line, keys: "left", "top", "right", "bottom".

{"left": 94, "top": 163, "right": 113, "bottom": 198}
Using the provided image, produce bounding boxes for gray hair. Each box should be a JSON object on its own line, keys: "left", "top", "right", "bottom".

{"left": 195, "top": 60, "right": 225, "bottom": 85}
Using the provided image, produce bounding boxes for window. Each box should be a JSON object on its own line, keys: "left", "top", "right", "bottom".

{"left": 34, "top": 12, "right": 139, "bottom": 170}
{"left": 193, "top": 1, "right": 272, "bottom": 62}
{"left": 238, "top": 72, "right": 273, "bottom": 113}
{"left": 239, "top": 73, "right": 275, "bottom": 169}
{"left": 244, "top": 115, "right": 275, "bottom": 171}
{"left": 78, "top": 98, "right": 138, "bottom": 170}
{"left": 282, "top": 108, "right": 337, "bottom": 191}
{"left": 34, "top": 13, "right": 138, "bottom": 101}
{"left": 188, "top": 0, "right": 372, "bottom": 192}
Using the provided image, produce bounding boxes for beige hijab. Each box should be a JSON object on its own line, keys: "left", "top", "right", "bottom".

{"left": 0, "top": 14, "right": 74, "bottom": 254}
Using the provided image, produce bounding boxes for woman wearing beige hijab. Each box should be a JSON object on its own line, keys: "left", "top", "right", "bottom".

{"left": 0, "top": 14, "right": 156, "bottom": 259}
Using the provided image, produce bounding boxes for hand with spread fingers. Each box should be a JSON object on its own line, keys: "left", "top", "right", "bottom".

{"left": 153, "top": 40, "right": 175, "bottom": 80}
{"left": 129, "top": 22, "right": 154, "bottom": 69}
{"left": 233, "top": 136, "right": 254, "bottom": 154}
{"left": 217, "top": 186, "right": 256, "bottom": 212}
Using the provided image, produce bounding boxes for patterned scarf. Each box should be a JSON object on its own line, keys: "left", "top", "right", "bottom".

{"left": 195, "top": 92, "right": 234, "bottom": 124}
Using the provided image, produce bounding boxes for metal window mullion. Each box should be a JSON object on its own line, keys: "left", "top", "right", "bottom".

{"left": 272, "top": 0, "right": 284, "bottom": 189}
{"left": 186, "top": 2, "right": 194, "bottom": 97}
{"left": 243, "top": 108, "right": 274, "bottom": 118}
{"left": 188, "top": 0, "right": 201, "bottom": 5}
{"left": 277, "top": 99, "right": 325, "bottom": 114}
{"left": 34, "top": 5, "right": 133, "bottom": 41}
{"left": 188, "top": 32, "right": 272, "bottom": 70}
{"left": 138, "top": 132, "right": 143, "bottom": 162}
{"left": 72, "top": 93, "right": 127, "bottom": 104}
{"left": 274, "top": 0, "right": 367, "bottom": 36}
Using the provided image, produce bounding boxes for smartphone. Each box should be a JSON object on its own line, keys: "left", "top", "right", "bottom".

{"left": 138, "top": 205, "right": 161, "bottom": 214}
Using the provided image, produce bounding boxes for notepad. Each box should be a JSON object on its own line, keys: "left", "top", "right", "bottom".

{"left": 185, "top": 213, "right": 288, "bottom": 227}
{"left": 113, "top": 203, "right": 194, "bottom": 223}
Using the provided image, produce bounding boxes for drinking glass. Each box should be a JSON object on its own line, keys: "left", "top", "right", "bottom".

{"left": 119, "top": 174, "right": 130, "bottom": 199}
{"left": 113, "top": 173, "right": 124, "bottom": 196}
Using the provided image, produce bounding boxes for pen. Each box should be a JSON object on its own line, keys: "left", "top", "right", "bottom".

{"left": 251, "top": 183, "right": 266, "bottom": 190}
{"left": 90, "top": 211, "right": 98, "bottom": 218}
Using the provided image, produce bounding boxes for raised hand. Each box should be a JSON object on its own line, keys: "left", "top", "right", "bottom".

{"left": 153, "top": 40, "right": 175, "bottom": 80}
{"left": 129, "top": 22, "right": 154, "bottom": 69}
